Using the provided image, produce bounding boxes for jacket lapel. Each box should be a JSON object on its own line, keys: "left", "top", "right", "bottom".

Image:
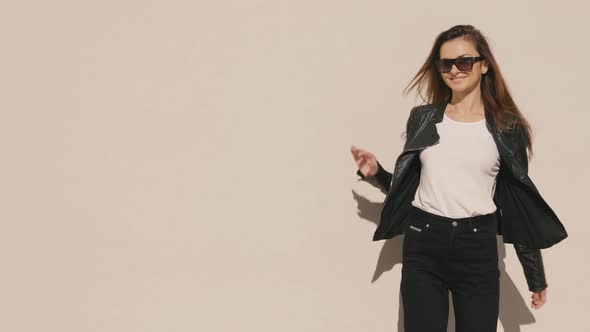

{"left": 484, "top": 108, "right": 517, "bottom": 161}
{"left": 401, "top": 102, "right": 445, "bottom": 155}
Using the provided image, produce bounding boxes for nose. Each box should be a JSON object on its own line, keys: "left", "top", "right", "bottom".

{"left": 449, "top": 64, "right": 461, "bottom": 75}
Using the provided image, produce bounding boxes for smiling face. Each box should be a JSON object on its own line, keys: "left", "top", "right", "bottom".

{"left": 438, "top": 37, "right": 488, "bottom": 94}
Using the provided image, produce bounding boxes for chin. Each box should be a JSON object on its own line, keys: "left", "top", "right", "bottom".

{"left": 446, "top": 81, "right": 471, "bottom": 91}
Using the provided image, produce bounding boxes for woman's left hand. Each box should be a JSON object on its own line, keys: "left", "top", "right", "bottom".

{"left": 531, "top": 287, "right": 547, "bottom": 309}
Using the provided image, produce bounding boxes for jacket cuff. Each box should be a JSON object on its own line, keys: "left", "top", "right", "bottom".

{"left": 356, "top": 161, "right": 390, "bottom": 188}
{"left": 356, "top": 168, "right": 365, "bottom": 178}
{"left": 513, "top": 243, "right": 548, "bottom": 292}
{"left": 356, "top": 160, "right": 386, "bottom": 177}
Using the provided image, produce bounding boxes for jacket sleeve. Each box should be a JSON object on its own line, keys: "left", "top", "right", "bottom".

{"left": 513, "top": 243, "right": 548, "bottom": 292}
{"left": 512, "top": 123, "right": 547, "bottom": 292}
{"left": 354, "top": 106, "right": 419, "bottom": 193}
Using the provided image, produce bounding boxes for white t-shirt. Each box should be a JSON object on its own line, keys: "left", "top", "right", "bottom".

{"left": 411, "top": 113, "right": 500, "bottom": 218}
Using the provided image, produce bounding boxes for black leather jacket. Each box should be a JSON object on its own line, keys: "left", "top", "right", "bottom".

{"left": 356, "top": 101, "right": 568, "bottom": 292}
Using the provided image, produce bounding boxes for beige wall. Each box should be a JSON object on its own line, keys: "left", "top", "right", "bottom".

{"left": 0, "top": 0, "right": 588, "bottom": 331}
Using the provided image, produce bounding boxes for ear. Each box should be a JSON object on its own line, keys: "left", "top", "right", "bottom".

{"left": 481, "top": 60, "right": 489, "bottom": 75}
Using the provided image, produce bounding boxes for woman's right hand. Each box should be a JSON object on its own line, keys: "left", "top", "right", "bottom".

{"left": 350, "top": 144, "right": 379, "bottom": 178}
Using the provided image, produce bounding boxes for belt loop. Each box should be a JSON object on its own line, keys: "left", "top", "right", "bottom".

{"left": 469, "top": 217, "right": 473, "bottom": 230}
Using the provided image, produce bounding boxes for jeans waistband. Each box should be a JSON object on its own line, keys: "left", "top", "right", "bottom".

{"left": 411, "top": 205, "right": 497, "bottom": 229}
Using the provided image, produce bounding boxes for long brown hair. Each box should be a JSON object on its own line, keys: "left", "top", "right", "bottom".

{"left": 402, "top": 24, "right": 534, "bottom": 159}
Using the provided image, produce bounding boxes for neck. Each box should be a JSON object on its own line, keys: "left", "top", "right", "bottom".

{"left": 449, "top": 83, "right": 484, "bottom": 115}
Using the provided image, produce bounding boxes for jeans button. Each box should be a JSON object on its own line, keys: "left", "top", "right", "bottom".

{"left": 473, "top": 228, "right": 478, "bottom": 232}
{"left": 452, "top": 221, "right": 458, "bottom": 226}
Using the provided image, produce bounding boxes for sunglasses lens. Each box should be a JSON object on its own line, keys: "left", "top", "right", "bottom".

{"left": 456, "top": 57, "right": 474, "bottom": 71}
{"left": 436, "top": 60, "right": 452, "bottom": 73}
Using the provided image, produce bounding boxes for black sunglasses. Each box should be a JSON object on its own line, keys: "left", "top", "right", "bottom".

{"left": 435, "top": 56, "right": 485, "bottom": 73}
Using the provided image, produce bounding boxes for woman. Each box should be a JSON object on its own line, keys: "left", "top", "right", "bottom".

{"left": 350, "top": 25, "right": 567, "bottom": 332}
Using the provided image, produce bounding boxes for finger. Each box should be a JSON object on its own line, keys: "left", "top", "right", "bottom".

{"left": 357, "top": 158, "right": 367, "bottom": 169}
{"left": 353, "top": 152, "right": 365, "bottom": 163}
{"left": 351, "top": 148, "right": 362, "bottom": 161}
{"left": 352, "top": 147, "right": 370, "bottom": 161}
{"left": 531, "top": 296, "right": 543, "bottom": 307}
{"left": 356, "top": 150, "right": 372, "bottom": 160}
{"left": 351, "top": 145, "right": 366, "bottom": 155}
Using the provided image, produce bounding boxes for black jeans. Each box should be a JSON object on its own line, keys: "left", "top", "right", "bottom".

{"left": 401, "top": 206, "right": 500, "bottom": 332}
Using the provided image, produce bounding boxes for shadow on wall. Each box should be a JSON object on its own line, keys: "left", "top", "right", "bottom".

{"left": 352, "top": 190, "right": 537, "bottom": 332}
